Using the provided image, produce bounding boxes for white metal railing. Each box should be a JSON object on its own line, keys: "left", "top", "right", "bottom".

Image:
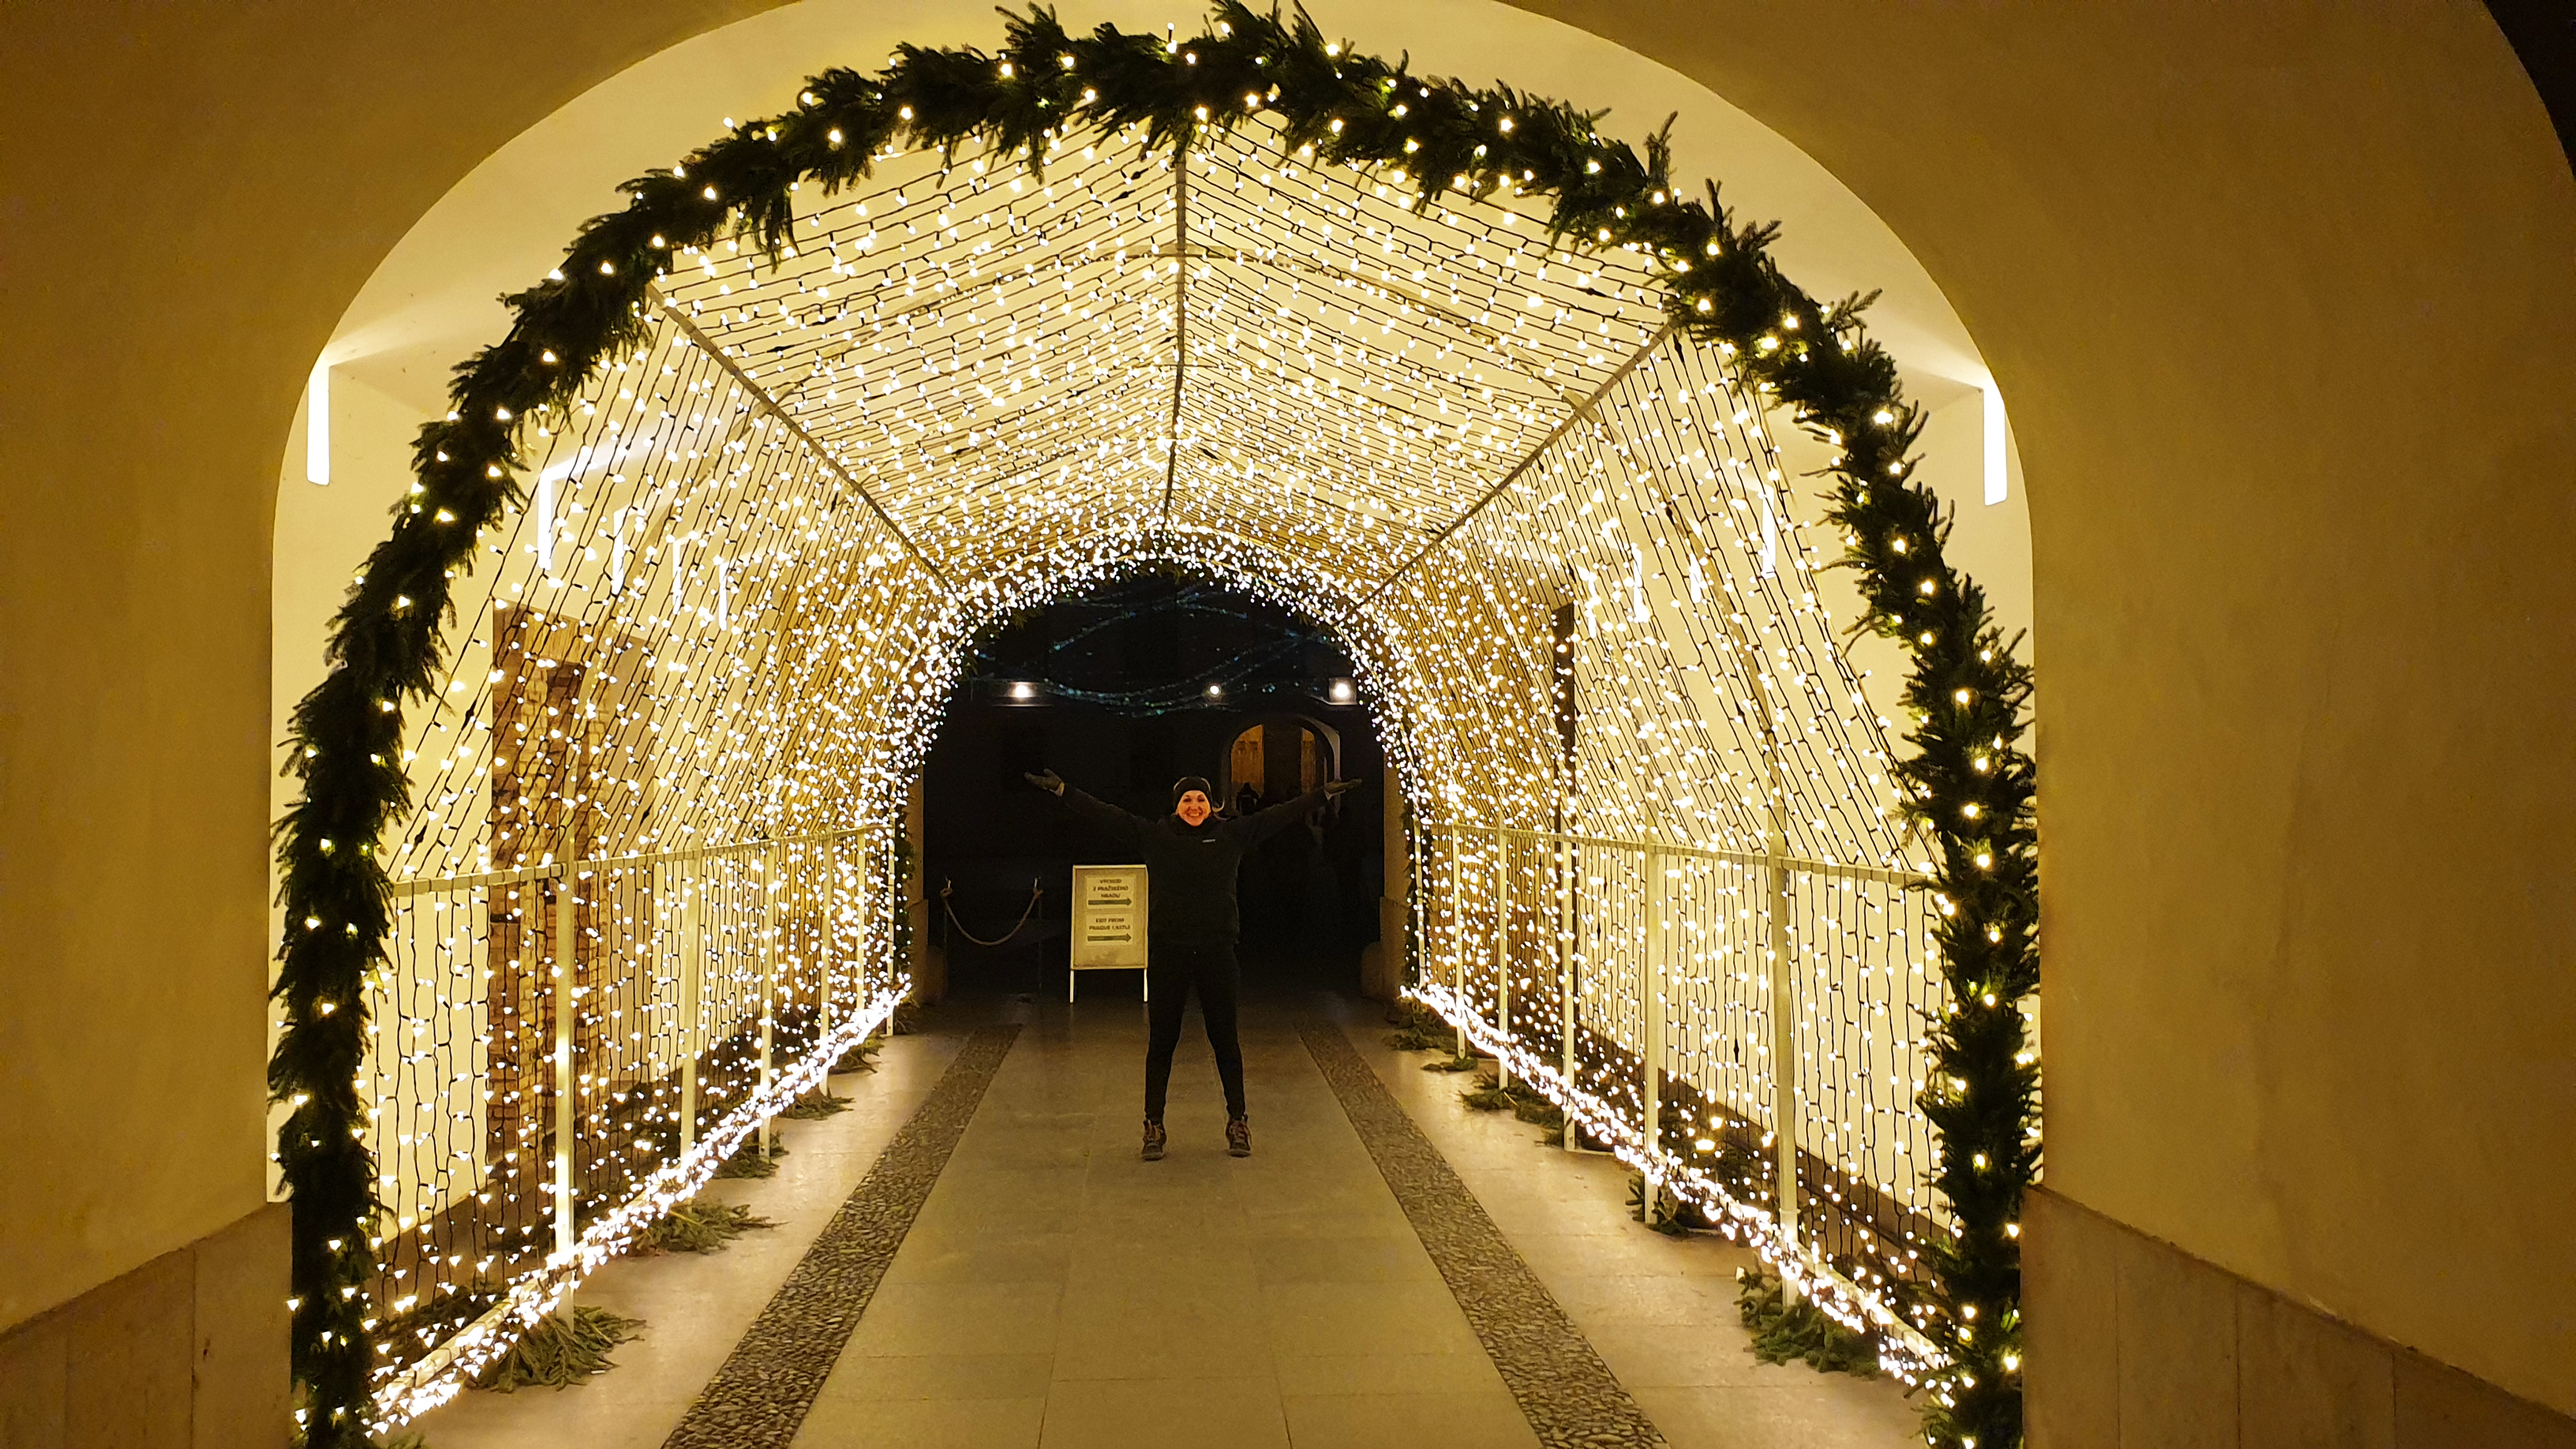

{"left": 362, "top": 824, "right": 908, "bottom": 1428}
{"left": 1412, "top": 820, "right": 1947, "bottom": 1372}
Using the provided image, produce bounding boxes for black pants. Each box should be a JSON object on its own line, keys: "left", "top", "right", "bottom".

{"left": 1144, "top": 941, "right": 1244, "bottom": 1122}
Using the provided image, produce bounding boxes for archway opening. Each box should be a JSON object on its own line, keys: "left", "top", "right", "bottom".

{"left": 922, "top": 569, "right": 1386, "bottom": 999}
{"left": 273, "top": 12, "right": 2037, "bottom": 1443}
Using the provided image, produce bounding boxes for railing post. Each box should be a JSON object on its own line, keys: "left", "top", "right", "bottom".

{"left": 872, "top": 830, "right": 893, "bottom": 1045}
{"left": 1728, "top": 583, "right": 1805, "bottom": 1305}
{"left": 1767, "top": 846, "right": 1802, "bottom": 1303}
{"left": 860, "top": 832, "right": 881, "bottom": 1045}
{"left": 758, "top": 841, "right": 778, "bottom": 1161}
{"left": 677, "top": 856, "right": 701, "bottom": 1162}
{"left": 551, "top": 832, "right": 576, "bottom": 1267}
{"left": 1641, "top": 844, "right": 1662, "bottom": 1221}
{"left": 1409, "top": 818, "right": 1425, "bottom": 999}
{"left": 820, "top": 831, "right": 836, "bottom": 1055}
{"left": 1494, "top": 832, "right": 1511, "bottom": 1089}
{"left": 1559, "top": 832, "right": 1576, "bottom": 1151}
{"left": 1449, "top": 826, "right": 1466, "bottom": 1058}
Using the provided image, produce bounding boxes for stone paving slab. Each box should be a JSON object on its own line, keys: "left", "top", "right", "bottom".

{"left": 659, "top": 1025, "right": 1022, "bottom": 1449}
{"left": 1298, "top": 1017, "right": 1667, "bottom": 1449}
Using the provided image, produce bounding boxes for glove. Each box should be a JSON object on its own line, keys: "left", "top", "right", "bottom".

{"left": 1025, "top": 769, "right": 1065, "bottom": 795}
{"left": 1322, "top": 777, "right": 1360, "bottom": 798}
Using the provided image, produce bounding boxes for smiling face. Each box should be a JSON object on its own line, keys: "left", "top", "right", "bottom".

{"left": 1174, "top": 790, "right": 1213, "bottom": 827}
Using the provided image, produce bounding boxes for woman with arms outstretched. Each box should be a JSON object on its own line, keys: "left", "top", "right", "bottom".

{"left": 1027, "top": 769, "right": 1357, "bottom": 1160}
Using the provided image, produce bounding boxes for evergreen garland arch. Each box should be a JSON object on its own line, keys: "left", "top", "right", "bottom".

{"left": 272, "top": 6, "right": 2038, "bottom": 1443}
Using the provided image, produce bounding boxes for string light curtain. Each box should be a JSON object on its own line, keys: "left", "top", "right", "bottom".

{"left": 356, "top": 111, "right": 1935, "bottom": 1410}
{"left": 278, "top": 10, "right": 2037, "bottom": 1445}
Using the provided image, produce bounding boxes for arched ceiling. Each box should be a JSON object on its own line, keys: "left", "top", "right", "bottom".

{"left": 318, "top": 0, "right": 1995, "bottom": 402}
{"left": 367, "top": 105, "right": 1924, "bottom": 880}
{"left": 637, "top": 119, "right": 1673, "bottom": 585}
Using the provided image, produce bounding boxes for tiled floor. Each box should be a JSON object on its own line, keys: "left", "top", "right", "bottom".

{"left": 404, "top": 992, "right": 1922, "bottom": 1449}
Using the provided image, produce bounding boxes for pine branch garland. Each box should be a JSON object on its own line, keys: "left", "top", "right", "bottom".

{"left": 271, "top": 7, "right": 2035, "bottom": 1443}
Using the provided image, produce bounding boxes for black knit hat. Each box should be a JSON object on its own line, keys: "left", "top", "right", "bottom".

{"left": 1172, "top": 776, "right": 1213, "bottom": 807}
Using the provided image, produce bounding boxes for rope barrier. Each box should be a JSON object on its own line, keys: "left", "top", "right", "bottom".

{"left": 940, "top": 878, "right": 1045, "bottom": 947}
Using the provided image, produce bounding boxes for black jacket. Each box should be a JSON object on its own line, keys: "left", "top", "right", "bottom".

{"left": 1057, "top": 786, "right": 1328, "bottom": 946}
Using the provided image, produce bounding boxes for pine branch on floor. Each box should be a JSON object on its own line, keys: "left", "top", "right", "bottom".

{"left": 713, "top": 1137, "right": 789, "bottom": 1179}
{"left": 779, "top": 1087, "right": 852, "bottom": 1120}
{"left": 1736, "top": 1268, "right": 1883, "bottom": 1379}
{"left": 470, "top": 1306, "right": 646, "bottom": 1392}
{"left": 635, "top": 1198, "right": 778, "bottom": 1255}
{"left": 1383, "top": 999, "right": 1453, "bottom": 1052}
{"left": 1459, "top": 1071, "right": 1565, "bottom": 1134}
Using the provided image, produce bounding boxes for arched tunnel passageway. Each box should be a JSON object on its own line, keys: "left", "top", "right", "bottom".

{"left": 337, "top": 57, "right": 1969, "bottom": 1443}
{"left": 10, "top": 3, "right": 2572, "bottom": 1448}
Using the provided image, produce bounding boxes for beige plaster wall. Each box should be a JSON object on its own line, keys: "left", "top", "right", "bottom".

{"left": 0, "top": 0, "right": 791, "bottom": 1335}
{"left": 1507, "top": 0, "right": 2576, "bottom": 1412}
{"left": 3, "top": 0, "right": 2567, "bottom": 1420}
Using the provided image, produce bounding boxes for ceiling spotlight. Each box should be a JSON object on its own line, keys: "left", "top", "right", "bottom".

{"left": 1206, "top": 684, "right": 1223, "bottom": 697}
{"left": 1328, "top": 678, "right": 1356, "bottom": 703}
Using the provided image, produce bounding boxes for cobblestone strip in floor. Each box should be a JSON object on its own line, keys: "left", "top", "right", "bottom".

{"left": 1301, "top": 1017, "right": 1669, "bottom": 1449}
{"left": 659, "top": 1025, "right": 1021, "bottom": 1449}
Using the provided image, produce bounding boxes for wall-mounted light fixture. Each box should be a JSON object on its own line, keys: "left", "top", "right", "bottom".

{"left": 305, "top": 360, "right": 331, "bottom": 486}
{"left": 1327, "top": 677, "right": 1357, "bottom": 703}
{"left": 1981, "top": 379, "right": 2009, "bottom": 505}
{"left": 1009, "top": 680, "right": 1036, "bottom": 701}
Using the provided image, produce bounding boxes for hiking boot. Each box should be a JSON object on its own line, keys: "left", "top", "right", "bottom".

{"left": 1226, "top": 1116, "right": 1252, "bottom": 1158}
{"left": 1141, "top": 1119, "right": 1167, "bottom": 1161}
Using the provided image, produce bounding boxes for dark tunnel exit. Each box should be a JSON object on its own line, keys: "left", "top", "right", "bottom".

{"left": 919, "top": 572, "right": 1388, "bottom": 1000}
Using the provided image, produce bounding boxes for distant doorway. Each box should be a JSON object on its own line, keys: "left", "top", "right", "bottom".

{"left": 1221, "top": 717, "right": 1340, "bottom": 814}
